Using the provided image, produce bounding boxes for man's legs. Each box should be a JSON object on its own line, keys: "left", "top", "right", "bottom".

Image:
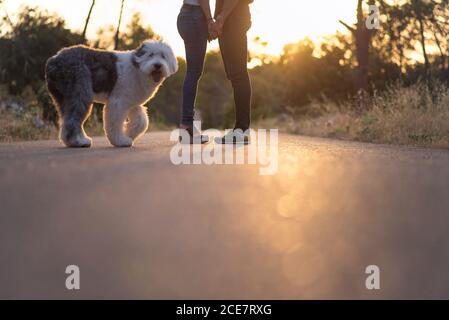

{"left": 219, "top": 4, "right": 252, "bottom": 131}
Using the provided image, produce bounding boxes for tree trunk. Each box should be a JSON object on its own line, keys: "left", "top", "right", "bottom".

{"left": 398, "top": 44, "right": 405, "bottom": 81}
{"left": 418, "top": 16, "right": 431, "bottom": 83}
{"left": 340, "top": 0, "right": 375, "bottom": 112}
{"left": 82, "top": 0, "right": 96, "bottom": 40}
{"left": 433, "top": 30, "right": 446, "bottom": 71}
{"left": 355, "top": 0, "right": 372, "bottom": 93}
{"left": 114, "top": 0, "right": 125, "bottom": 50}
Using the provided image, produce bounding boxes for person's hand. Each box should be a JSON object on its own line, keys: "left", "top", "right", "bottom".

{"left": 208, "top": 19, "right": 219, "bottom": 41}
{"left": 213, "top": 15, "right": 225, "bottom": 37}
{"left": 208, "top": 16, "right": 225, "bottom": 41}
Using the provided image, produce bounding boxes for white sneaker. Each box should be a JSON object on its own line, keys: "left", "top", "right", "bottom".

{"left": 215, "top": 129, "right": 251, "bottom": 145}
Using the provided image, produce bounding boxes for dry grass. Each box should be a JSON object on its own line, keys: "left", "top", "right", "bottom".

{"left": 0, "top": 107, "right": 171, "bottom": 143}
{"left": 258, "top": 82, "right": 449, "bottom": 149}
{"left": 2, "top": 82, "right": 449, "bottom": 148}
{"left": 0, "top": 108, "right": 57, "bottom": 143}
{"left": 0, "top": 105, "right": 105, "bottom": 143}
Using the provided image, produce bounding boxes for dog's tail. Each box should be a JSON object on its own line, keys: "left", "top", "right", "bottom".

{"left": 125, "top": 106, "right": 149, "bottom": 141}
{"left": 45, "top": 56, "right": 65, "bottom": 119}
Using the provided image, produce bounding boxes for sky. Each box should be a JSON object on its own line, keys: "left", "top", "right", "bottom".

{"left": 1, "top": 0, "right": 358, "bottom": 57}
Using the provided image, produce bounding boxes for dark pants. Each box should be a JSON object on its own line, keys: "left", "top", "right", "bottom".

{"left": 177, "top": 5, "right": 208, "bottom": 127}
{"left": 218, "top": 2, "right": 252, "bottom": 131}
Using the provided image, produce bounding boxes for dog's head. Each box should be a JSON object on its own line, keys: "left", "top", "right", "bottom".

{"left": 132, "top": 40, "right": 178, "bottom": 83}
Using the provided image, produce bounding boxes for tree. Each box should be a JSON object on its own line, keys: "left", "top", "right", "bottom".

{"left": 280, "top": 38, "right": 354, "bottom": 117}
{"left": 340, "top": 0, "right": 377, "bottom": 95}
{"left": 0, "top": 6, "right": 83, "bottom": 123}
{"left": 119, "top": 12, "right": 157, "bottom": 50}
{"left": 93, "top": 12, "right": 157, "bottom": 50}
{"left": 376, "top": 0, "right": 449, "bottom": 85}
{"left": 431, "top": 0, "right": 449, "bottom": 74}
{"left": 410, "top": 0, "right": 436, "bottom": 84}
{"left": 82, "top": 0, "right": 96, "bottom": 40}
{"left": 114, "top": 0, "right": 125, "bottom": 50}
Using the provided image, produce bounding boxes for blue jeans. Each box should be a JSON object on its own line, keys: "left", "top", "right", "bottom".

{"left": 177, "top": 4, "right": 208, "bottom": 127}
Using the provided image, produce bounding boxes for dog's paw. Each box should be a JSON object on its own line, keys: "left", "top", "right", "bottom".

{"left": 110, "top": 136, "right": 134, "bottom": 148}
{"left": 64, "top": 136, "right": 92, "bottom": 148}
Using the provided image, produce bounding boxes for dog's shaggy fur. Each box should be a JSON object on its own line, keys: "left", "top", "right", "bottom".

{"left": 45, "top": 40, "right": 178, "bottom": 148}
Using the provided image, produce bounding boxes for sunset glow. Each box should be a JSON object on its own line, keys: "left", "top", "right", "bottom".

{"left": 2, "top": 0, "right": 358, "bottom": 57}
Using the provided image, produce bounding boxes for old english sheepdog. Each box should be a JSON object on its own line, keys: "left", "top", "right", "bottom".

{"left": 45, "top": 40, "right": 178, "bottom": 148}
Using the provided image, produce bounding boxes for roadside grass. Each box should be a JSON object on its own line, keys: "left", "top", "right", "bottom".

{"left": 0, "top": 108, "right": 57, "bottom": 143}
{"left": 0, "top": 107, "right": 173, "bottom": 143}
{"left": 2, "top": 82, "right": 449, "bottom": 149}
{"left": 257, "top": 82, "right": 449, "bottom": 149}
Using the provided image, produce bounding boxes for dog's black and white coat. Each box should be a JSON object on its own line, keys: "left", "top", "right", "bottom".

{"left": 45, "top": 40, "right": 178, "bottom": 148}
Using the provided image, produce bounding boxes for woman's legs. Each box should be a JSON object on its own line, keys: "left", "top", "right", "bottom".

{"left": 177, "top": 6, "right": 208, "bottom": 128}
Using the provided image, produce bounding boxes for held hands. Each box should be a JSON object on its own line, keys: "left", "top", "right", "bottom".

{"left": 208, "top": 16, "right": 225, "bottom": 41}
